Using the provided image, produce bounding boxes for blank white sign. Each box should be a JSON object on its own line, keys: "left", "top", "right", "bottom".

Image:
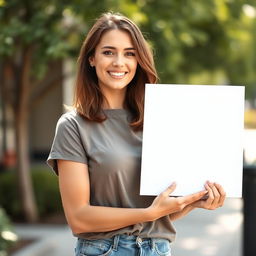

{"left": 140, "top": 84, "right": 245, "bottom": 198}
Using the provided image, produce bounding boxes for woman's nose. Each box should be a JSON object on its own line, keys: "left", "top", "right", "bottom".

{"left": 113, "top": 54, "right": 124, "bottom": 67}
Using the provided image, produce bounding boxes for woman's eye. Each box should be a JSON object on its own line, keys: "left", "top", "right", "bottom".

{"left": 126, "top": 52, "right": 135, "bottom": 56}
{"left": 102, "top": 50, "right": 113, "bottom": 55}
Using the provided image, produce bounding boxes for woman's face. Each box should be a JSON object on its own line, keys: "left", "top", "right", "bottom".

{"left": 89, "top": 29, "right": 138, "bottom": 95}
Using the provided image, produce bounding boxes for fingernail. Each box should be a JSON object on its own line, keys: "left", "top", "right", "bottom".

{"left": 172, "top": 182, "right": 176, "bottom": 186}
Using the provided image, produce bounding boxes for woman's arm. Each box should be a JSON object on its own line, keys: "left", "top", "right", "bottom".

{"left": 58, "top": 160, "right": 207, "bottom": 234}
{"left": 169, "top": 205, "right": 196, "bottom": 221}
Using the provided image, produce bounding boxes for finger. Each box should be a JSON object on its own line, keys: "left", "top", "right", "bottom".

{"left": 214, "top": 183, "right": 226, "bottom": 206}
{"left": 162, "top": 182, "right": 177, "bottom": 196}
{"left": 208, "top": 183, "right": 220, "bottom": 207}
{"left": 191, "top": 198, "right": 205, "bottom": 208}
{"left": 204, "top": 182, "right": 214, "bottom": 207}
{"left": 183, "top": 189, "right": 208, "bottom": 205}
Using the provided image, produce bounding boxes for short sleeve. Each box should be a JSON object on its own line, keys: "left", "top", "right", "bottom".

{"left": 47, "top": 112, "right": 88, "bottom": 175}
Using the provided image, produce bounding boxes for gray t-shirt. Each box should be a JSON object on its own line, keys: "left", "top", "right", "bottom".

{"left": 47, "top": 109, "right": 176, "bottom": 241}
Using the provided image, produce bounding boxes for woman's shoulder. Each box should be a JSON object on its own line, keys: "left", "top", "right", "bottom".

{"left": 56, "top": 109, "right": 85, "bottom": 129}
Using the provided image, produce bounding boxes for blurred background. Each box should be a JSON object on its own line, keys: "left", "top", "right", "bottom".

{"left": 0, "top": 0, "right": 255, "bottom": 255}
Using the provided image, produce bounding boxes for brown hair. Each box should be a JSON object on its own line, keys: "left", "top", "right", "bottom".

{"left": 73, "top": 12, "right": 158, "bottom": 130}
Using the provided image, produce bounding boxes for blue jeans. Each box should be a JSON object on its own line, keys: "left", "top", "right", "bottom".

{"left": 75, "top": 234, "right": 171, "bottom": 256}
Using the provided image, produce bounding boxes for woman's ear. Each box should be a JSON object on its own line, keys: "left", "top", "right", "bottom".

{"left": 89, "top": 56, "right": 95, "bottom": 67}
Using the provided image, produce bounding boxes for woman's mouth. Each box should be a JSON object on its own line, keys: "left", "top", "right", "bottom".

{"left": 108, "top": 71, "right": 127, "bottom": 79}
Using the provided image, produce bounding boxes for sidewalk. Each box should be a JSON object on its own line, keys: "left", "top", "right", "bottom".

{"left": 12, "top": 198, "right": 242, "bottom": 256}
{"left": 172, "top": 198, "right": 242, "bottom": 256}
{"left": 12, "top": 224, "right": 76, "bottom": 256}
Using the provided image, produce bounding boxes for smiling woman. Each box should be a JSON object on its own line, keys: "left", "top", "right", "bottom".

{"left": 88, "top": 29, "right": 138, "bottom": 108}
{"left": 47, "top": 12, "right": 226, "bottom": 256}
{"left": 73, "top": 12, "right": 158, "bottom": 130}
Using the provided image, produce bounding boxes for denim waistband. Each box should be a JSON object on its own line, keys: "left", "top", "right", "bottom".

{"left": 111, "top": 234, "right": 168, "bottom": 251}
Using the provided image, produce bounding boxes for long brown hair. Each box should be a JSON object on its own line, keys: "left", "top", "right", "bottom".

{"left": 73, "top": 12, "right": 158, "bottom": 130}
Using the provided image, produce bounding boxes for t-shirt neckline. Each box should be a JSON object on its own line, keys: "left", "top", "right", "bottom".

{"left": 103, "top": 108, "right": 129, "bottom": 117}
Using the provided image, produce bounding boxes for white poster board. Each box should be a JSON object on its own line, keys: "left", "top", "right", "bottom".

{"left": 140, "top": 84, "right": 245, "bottom": 198}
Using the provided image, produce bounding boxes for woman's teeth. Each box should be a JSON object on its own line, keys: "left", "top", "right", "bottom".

{"left": 109, "top": 72, "right": 126, "bottom": 78}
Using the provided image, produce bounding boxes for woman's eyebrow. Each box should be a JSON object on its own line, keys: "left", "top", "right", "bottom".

{"left": 101, "top": 46, "right": 135, "bottom": 50}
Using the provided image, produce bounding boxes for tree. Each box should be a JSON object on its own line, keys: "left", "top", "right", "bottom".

{"left": 137, "top": 0, "right": 255, "bottom": 89}
{"left": 0, "top": 0, "right": 90, "bottom": 222}
{"left": 117, "top": 0, "right": 256, "bottom": 99}
{"left": 1, "top": 0, "right": 255, "bottom": 222}
{"left": 0, "top": 0, "right": 134, "bottom": 223}
{"left": 0, "top": 0, "right": 137, "bottom": 223}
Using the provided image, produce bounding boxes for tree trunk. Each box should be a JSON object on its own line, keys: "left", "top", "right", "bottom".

{"left": 15, "top": 46, "right": 38, "bottom": 222}
{"left": 0, "top": 61, "right": 7, "bottom": 162}
{"left": 15, "top": 107, "right": 38, "bottom": 222}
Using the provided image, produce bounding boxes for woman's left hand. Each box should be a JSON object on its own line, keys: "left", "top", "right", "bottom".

{"left": 192, "top": 181, "right": 226, "bottom": 210}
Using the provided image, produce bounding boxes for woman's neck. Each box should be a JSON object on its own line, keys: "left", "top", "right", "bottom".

{"left": 102, "top": 89, "right": 126, "bottom": 109}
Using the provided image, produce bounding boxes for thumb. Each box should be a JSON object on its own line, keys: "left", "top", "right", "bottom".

{"left": 162, "top": 182, "right": 177, "bottom": 196}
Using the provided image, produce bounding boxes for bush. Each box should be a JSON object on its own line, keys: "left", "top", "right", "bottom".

{"left": 0, "top": 207, "right": 18, "bottom": 256}
{"left": 0, "top": 167, "right": 63, "bottom": 221}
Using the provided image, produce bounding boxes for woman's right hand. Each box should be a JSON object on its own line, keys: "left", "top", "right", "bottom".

{"left": 148, "top": 182, "right": 207, "bottom": 220}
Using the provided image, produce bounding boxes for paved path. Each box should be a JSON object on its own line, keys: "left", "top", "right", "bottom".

{"left": 172, "top": 198, "right": 242, "bottom": 256}
{"left": 13, "top": 198, "right": 242, "bottom": 256}
{"left": 12, "top": 225, "right": 76, "bottom": 256}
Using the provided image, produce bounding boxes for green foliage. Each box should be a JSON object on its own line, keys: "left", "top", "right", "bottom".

{"left": 134, "top": 0, "right": 256, "bottom": 98}
{"left": 0, "top": 0, "right": 80, "bottom": 80}
{"left": 0, "top": 172, "right": 20, "bottom": 219}
{"left": 0, "top": 0, "right": 255, "bottom": 98}
{"left": 0, "top": 208, "right": 18, "bottom": 256}
{"left": 0, "top": 168, "right": 62, "bottom": 221}
{"left": 245, "top": 109, "right": 256, "bottom": 128}
{"left": 32, "top": 168, "right": 63, "bottom": 217}
{"left": 106, "top": 0, "right": 256, "bottom": 99}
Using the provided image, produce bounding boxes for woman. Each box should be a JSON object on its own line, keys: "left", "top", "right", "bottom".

{"left": 47, "top": 12, "right": 226, "bottom": 256}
